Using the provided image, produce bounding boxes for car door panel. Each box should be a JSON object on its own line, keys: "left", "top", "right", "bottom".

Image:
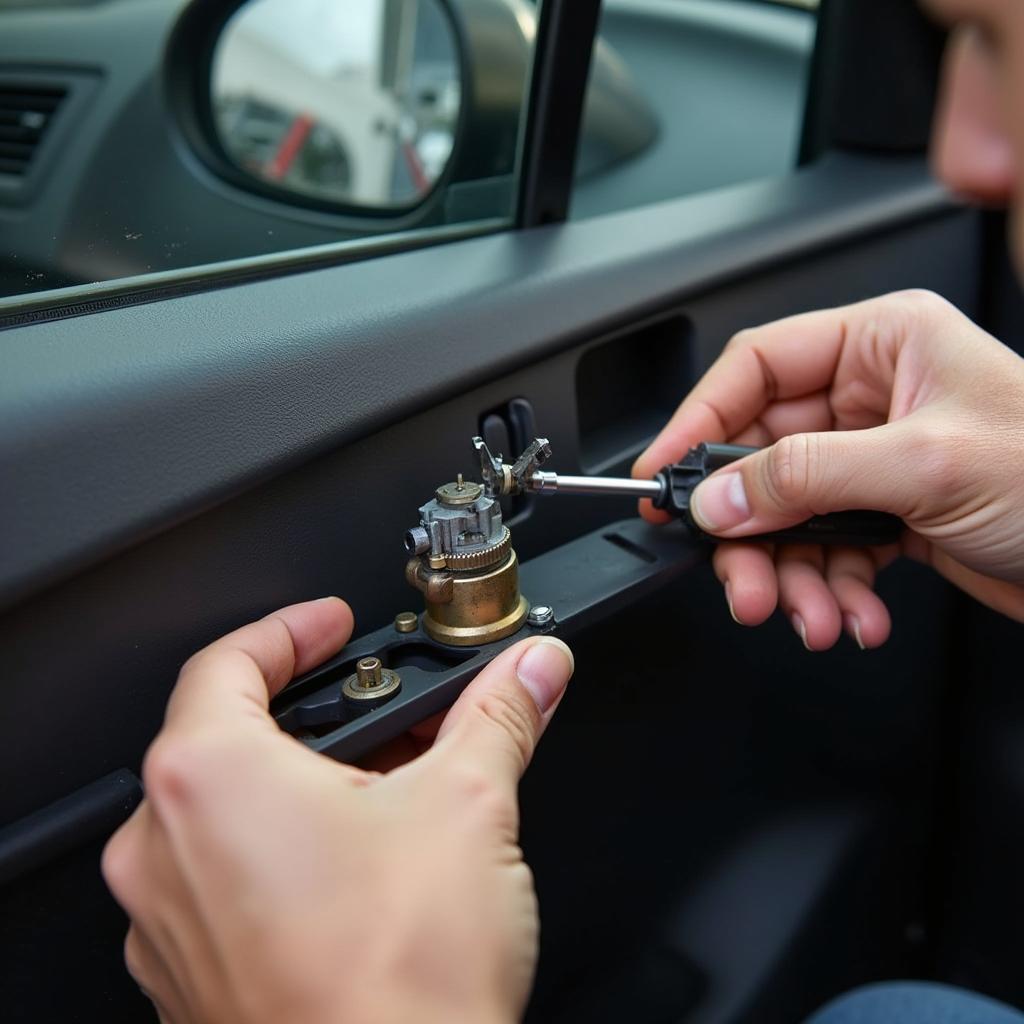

{"left": 0, "top": 154, "right": 972, "bottom": 609}
{"left": 1, "top": 140, "right": 979, "bottom": 1020}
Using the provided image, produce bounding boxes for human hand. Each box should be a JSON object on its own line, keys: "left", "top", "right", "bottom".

{"left": 633, "top": 290, "right": 1024, "bottom": 649}
{"left": 102, "top": 597, "right": 574, "bottom": 1024}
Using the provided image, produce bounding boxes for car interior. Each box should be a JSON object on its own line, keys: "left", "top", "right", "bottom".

{"left": 2, "top": 0, "right": 1023, "bottom": 1021}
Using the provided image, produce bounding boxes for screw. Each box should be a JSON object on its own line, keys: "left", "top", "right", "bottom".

{"left": 356, "top": 656, "right": 384, "bottom": 689}
{"left": 527, "top": 605, "right": 554, "bottom": 628}
{"left": 394, "top": 611, "right": 418, "bottom": 634}
{"left": 341, "top": 659, "right": 401, "bottom": 710}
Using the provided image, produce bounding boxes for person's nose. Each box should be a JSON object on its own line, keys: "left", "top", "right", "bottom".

{"left": 931, "top": 26, "right": 1016, "bottom": 205}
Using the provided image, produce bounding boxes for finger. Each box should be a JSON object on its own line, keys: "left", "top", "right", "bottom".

{"left": 758, "top": 392, "right": 835, "bottom": 440}
{"left": 776, "top": 545, "right": 843, "bottom": 650}
{"left": 636, "top": 394, "right": 836, "bottom": 523}
{"left": 633, "top": 306, "right": 859, "bottom": 482}
{"left": 164, "top": 597, "right": 353, "bottom": 733}
{"left": 125, "top": 924, "right": 186, "bottom": 1024}
{"left": 104, "top": 801, "right": 215, "bottom": 981}
{"left": 825, "top": 547, "right": 892, "bottom": 649}
{"left": 712, "top": 543, "right": 778, "bottom": 625}
{"left": 422, "top": 637, "right": 574, "bottom": 797}
{"left": 124, "top": 926, "right": 155, "bottom": 1000}
{"left": 731, "top": 423, "right": 774, "bottom": 448}
{"left": 688, "top": 422, "right": 920, "bottom": 539}
{"left": 101, "top": 802, "right": 150, "bottom": 920}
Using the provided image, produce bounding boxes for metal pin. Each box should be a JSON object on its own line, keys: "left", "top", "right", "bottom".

{"left": 394, "top": 611, "right": 418, "bottom": 634}
{"left": 356, "top": 656, "right": 383, "bottom": 689}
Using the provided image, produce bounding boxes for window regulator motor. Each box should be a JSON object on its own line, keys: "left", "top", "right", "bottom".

{"left": 272, "top": 435, "right": 901, "bottom": 761}
{"left": 405, "top": 434, "right": 900, "bottom": 645}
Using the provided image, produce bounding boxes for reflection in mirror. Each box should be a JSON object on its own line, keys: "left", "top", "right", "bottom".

{"left": 211, "top": 0, "right": 461, "bottom": 209}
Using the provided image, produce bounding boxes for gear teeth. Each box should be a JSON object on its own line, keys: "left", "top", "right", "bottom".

{"left": 443, "top": 528, "right": 512, "bottom": 572}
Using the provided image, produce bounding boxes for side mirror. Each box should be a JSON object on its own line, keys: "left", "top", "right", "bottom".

{"left": 166, "top": 0, "right": 656, "bottom": 223}
{"left": 174, "top": 0, "right": 466, "bottom": 215}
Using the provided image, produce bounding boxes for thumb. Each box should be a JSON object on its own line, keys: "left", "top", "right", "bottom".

{"left": 427, "top": 637, "right": 574, "bottom": 792}
{"left": 690, "top": 424, "right": 921, "bottom": 538}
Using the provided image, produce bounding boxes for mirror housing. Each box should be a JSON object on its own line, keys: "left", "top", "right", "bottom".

{"left": 165, "top": 0, "right": 657, "bottom": 223}
{"left": 166, "top": 0, "right": 469, "bottom": 220}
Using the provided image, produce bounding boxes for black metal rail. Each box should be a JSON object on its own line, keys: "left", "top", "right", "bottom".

{"left": 272, "top": 518, "right": 704, "bottom": 762}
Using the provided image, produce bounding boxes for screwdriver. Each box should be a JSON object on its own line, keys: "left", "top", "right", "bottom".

{"left": 527, "top": 442, "right": 903, "bottom": 547}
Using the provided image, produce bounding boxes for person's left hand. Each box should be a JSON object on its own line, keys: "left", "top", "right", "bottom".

{"left": 102, "top": 597, "right": 574, "bottom": 1024}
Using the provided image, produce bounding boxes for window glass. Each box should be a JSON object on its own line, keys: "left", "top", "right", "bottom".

{"left": 572, "top": 0, "right": 818, "bottom": 220}
{"left": 0, "top": 0, "right": 540, "bottom": 301}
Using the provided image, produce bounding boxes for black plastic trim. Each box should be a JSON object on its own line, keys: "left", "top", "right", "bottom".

{"left": 0, "top": 217, "right": 504, "bottom": 329}
{"left": 800, "top": 0, "right": 946, "bottom": 162}
{"left": 272, "top": 518, "right": 704, "bottom": 763}
{"left": 0, "top": 769, "right": 141, "bottom": 885}
{"left": 516, "top": 0, "right": 602, "bottom": 227}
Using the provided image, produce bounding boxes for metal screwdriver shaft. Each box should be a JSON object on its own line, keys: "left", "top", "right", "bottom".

{"left": 528, "top": 471, "right": 662, "bottom": 499}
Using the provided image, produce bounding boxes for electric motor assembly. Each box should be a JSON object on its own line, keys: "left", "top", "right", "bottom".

{"left": 404, "top": 471, "right": 529, "bottom": 646}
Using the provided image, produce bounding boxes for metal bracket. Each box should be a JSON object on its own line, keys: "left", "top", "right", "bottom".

{"left": 271, "top": 517, "right": 704, "bottom": 763}
{"left": 473, "top": 435, "right": 552, "bottom": 498}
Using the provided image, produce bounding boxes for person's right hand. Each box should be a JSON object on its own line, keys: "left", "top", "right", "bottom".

{"left": 633, "top": 289, "right": 1024, "bottom": 650}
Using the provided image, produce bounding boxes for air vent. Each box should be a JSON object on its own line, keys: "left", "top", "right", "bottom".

{"left": 0, "top": 82, "right": 68, "bottom": 177}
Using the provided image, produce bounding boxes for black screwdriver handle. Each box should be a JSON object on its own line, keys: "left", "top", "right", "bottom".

{"left": 653, "top": 443, "right": 904, "bottom": 547}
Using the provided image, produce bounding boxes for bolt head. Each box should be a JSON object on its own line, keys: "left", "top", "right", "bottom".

{"left": 394, "top": 611, "right": 418, "bottom": 634}
{"left": 527, "top": 605, "right": 554, "bottom": 628}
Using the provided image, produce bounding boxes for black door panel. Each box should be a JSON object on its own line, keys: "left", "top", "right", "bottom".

{"left": 1, "top": 167, "right": 978, "bottom": 821}
{"left": 0, "top": 154, "right": 971, "bottom": 610}
{"left": 1, "top": 147, "right": 980, "bottom": 1019}
{"left": 522, "top": 555, "right": 957, "bottom": 1022}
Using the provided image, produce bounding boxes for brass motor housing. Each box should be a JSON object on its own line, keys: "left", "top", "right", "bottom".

{"left": 405, "top": 476, "right": 529, "bottom": 646}
{"left": 407, "top": 545, "right": 529, "bottom": 646}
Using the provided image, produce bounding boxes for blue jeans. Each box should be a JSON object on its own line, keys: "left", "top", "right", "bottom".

{"left": 808, "top": 983, "right": 1024, "bottom": 1024}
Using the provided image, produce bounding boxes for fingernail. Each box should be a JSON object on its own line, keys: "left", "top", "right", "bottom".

{"left": 792, "top": 613, "right": 812, "bottom": 651}
{"left": 692, "top": 472, "right": 751, "bottom": 532}
{"left": 725, "top": 581, "right": 743, "bottom": 625}
{"left": 517, "top": 638, "right": 574, "bottom": 713}
{"left": 845, "top": 614, "right": 865, "bottom": 650}
{"left": 516, "top": 638, "right": 573, "bottom": 712}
